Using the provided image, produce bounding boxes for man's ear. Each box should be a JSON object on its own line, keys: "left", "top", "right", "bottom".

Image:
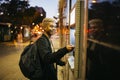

{"left": 44, "top": 25, "right": 50, "bottom": 31}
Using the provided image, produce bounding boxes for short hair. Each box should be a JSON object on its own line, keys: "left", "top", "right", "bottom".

{"left": 89, "top": 19, "right": 103, "bottom": 27}
{"left": 42, "top": 18, "right": 55, "bottom": 28}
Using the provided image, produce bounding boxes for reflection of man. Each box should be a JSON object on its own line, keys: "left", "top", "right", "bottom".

{"left": 88, "top": 19, "right": 104, "bottom": 40}
{"left": 87, "top": 19, "right": 108, "bottom": 80}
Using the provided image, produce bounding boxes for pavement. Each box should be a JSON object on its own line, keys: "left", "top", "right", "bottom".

{"left": 0, "top": 35, "right": 64, "bottom": 80}
{"left": 0, "top": 41, "right": 29, "bottom": 80}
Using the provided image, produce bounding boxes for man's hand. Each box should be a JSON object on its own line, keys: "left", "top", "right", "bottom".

{"left": 66, "top": 45, "right": 75, "bottom": 52}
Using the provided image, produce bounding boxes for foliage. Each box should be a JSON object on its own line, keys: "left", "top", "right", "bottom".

{"left": 0, "top": 0, "right": 43, "bottom": 26}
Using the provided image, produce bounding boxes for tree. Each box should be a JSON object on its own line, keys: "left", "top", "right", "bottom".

{"left": 0, "top": 0, "right": 44, "bottom": 26}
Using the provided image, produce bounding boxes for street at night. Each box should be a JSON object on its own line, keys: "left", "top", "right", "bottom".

{"left": 0, "top": 41, "right": 29, "bottom": 80}
{"left": 0, "top": 0, "right": 120, "bottom": 80}
{"left": 0, "top": 35, "right": 61, "bottom": 80}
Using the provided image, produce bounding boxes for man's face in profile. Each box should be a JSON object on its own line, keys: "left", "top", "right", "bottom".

{"left": 45, "top": 22, "right": 56, "bottom": 36}
{"left": 88, "top": 25, "right": 101, "bottom": 38}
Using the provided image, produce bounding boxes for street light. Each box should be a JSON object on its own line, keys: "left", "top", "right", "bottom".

{"left": 32, "top": 23, "right": 35, "bottom": 26}
{"left": 92, "top": 0, "right": 97, "bottom": 3}
{"left": 0, "top": 12, "right": 3, "bottom": 15}
{"left": 40, "top": 13, "right": 43, "bottom": 16}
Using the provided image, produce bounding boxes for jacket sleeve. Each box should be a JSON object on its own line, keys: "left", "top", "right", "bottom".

{"left": 36, "top": 36, "right": 69, "bottom": 64}
{"left": 56, "top": 60, "right": 66, "bottom": 66}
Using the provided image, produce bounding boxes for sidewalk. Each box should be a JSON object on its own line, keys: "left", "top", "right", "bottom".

{"left": 0, "top": 35, "right": 64, "bottom": 80}
{"left": 0, "top": 41, "right": 29, "bottom": 80}
{"left": 0, "top": 40, "right": 29, "bottom": 46}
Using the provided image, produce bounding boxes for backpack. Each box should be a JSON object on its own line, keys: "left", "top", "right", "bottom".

{"left": 19, "top": 42, "right": 43, "bottom": 79}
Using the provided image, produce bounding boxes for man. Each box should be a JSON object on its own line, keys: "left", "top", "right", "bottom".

{"left": 88, "top": 19, "right": 106, "bottom": 40}
{"left": 30, "top": 18, "right": 74, "bottom": 80}
{"left": 87, "top": 19, "right": 108, "bottom": 80}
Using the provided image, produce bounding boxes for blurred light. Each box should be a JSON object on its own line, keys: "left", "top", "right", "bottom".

{"left": 57, "top": 13, "right": 59, "bottom": 16}
{"left": 20, "top": 26, "right": 23, "bottom": 29}
{"left": 40, "top": 27, "right": 42, "bottom": 29}
{"left": 8, "top": 24, "right": 11, "bottom": 27}
{"left": 32, "top": 23, "right": 35, "bottom": 25}
{"left": 11, "top": 31, "right": 13, "bottom": 33}
{"left": 0, "top": 12, "right": 4, "bottom": 15}
{"left": 15, "top": 26, "right": 17, "bottom": 29}
{"left": 40, "top": 13, "right": 43, "bottom": 16}
{"left": 92, "top": 0, "right": 97, "bottom": 3}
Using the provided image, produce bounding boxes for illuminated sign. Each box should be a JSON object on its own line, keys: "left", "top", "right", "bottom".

{"left": 70, "top": 8, "right": 75, "bottom": 25}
